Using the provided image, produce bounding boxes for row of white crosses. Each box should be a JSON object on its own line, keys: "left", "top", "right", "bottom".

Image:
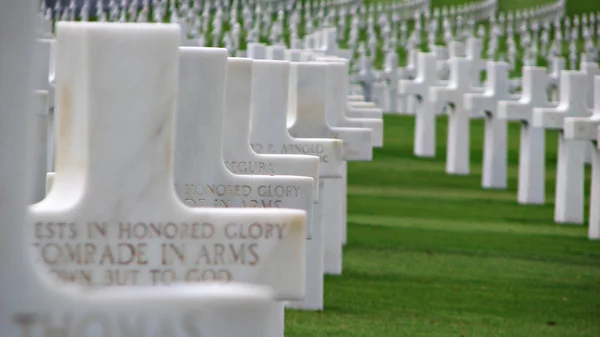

{"left": 396, "top": 27, "right": 600, "bottom": 239}
{"left": 564, "top": 77, "right": 600, "bottom": 240}
{"left": 2, "top": 2, "right": 305, "bottom": 335}
{"left": 27, "top": 10, "right": 383, "bottom": 337}
{"left": 249, "top": 3, "right": 599, "bottom": 240}
{"left": 244, "top": 40, "right": 383, "bottom": 276}
{"left": 365, "top": 4, "right": 599, "bottom": 113}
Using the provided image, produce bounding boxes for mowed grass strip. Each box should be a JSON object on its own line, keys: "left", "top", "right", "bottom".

{"left": 285, "top": 114, "right": 600, "bottom": 337}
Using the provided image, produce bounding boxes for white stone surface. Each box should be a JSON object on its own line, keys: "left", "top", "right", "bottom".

{"left": 31, "top": 90, "right": 49, "bottom": 203}
{"left": 221, "top": 57, "right": 324, "bottom": 311}
{"left": 547, "top": 57, "right": 565, "bottom": 102}
{"left": 0, "top": 17, "right": 286, "bottom": 337}
{"left": 498, "top": 66, "right": 554, "bottom": 205}
{"left": 399, "top": 52, "right": 445, "bottom": 157}
{"left": 316, "top": 57, "right": 384, "bottom": 246}
{"left": 222, "top": 57, "right": 320, "bottom": 206}
{"left": 247, "top": 42, "right": 267, "bottom": 59}
{"left": 466, "top": 37, "right": 486, "bottom": 88}
{"left": 288, "top": 62, "right": 372, "bottom": 275}
{"left": 465, "top": 61, "right": 517, "bottom": 189}
{"left": 318, "top": 27, "right": 353, "bottom": 59}
{"left": 348, "top": 95, "right": 366, "bottom": 102}
{"left": 430, "top": 57, "right": 484, "bottom": 175}
{"left": 591, "top": 126, "right": 600, "bottom": 240}
{"left": 285, "top": 49, "right": 304, "bottom": 62}
{"left": 318, "top": 57, "right": 383, "bottom": 147}
{"left": 563, "top": 76, "right": 600, "bottom": 238}
{"left": 34, "top": 38, "right": 56, "bottom": 173}
{"left": 174, "top": 47, "right": 314, "bottom": 239}
{"left": 533, "top": 71, "right": 591, "bottom": 224}
{"left": 288, "top": 62, "right": 373, "bottom": 162}
{"left": 30, "top": 23, "right": 306, "bottom": 300}
{"left": 381, "top": 51, "right": 399, "bottom": 113}
{"left": 267, "top": 45, "right": 286, "bottom": 60}
{"left": 247, "top": 59, "right": 343, "bottom": 303}
{"left": 582, "top": 62, "right": 600, "bottom": 109}
{"left": 249, "top": 61, "right": 344, "bottom": 179}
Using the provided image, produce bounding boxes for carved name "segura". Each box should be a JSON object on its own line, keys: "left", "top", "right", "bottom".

{"left": 224, "top": 160, "right": 276, "bottom": 174}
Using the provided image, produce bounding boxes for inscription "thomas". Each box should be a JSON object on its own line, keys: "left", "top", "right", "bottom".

{"left": 12, "top": 312, "right": 205, "bottom": 337}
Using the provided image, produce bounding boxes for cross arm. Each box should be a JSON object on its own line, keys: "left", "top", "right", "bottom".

{"left": 348, "top": 95, "right": 365, "bottom": 102}
{"left": 464, "top": 92, "right": 497, "bottom": 113}
{"left": 532, "top": 106, "right": 568, "bottom": 129}
{"left": 399, "top": 79, "right": 426, "bottom": 96}
{"left": 347, "top": 106, "right": 383, "bottom": 119}
{"left": 497, "top": 100, "right": 534, "bottom": 122}
{"left": 429, "top": 85, "right": 457, "bottom": 103}
{"left": 349, "top": 101, "right": 377, "bottom": 109}
{"left": 564, "top": 116, "right": 600, "bottom": 141}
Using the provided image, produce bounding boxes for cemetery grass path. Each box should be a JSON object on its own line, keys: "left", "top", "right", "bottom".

{"left": 284, "top": 115, "right": 600, "bottom": 337}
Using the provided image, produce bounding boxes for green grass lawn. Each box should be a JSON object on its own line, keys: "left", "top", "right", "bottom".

{"left": 284, "top": 2, "right": 600, "bottom": 336}
{"left": 284, "top": 115, "right": 600, "bottom": 336}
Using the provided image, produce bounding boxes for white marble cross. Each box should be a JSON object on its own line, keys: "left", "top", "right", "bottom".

{"left": 533, "top": 71, "right": 591, "bottom": 224}
{"left": 547, "top": 56, "right": 565, "bottom": 102}
{"left": 319, "top": 27, "right": 352, "bottom": 59}
{"left": 316, "top": 56, "right": 383, "bottom": 246}
{"left": 31, "top": 90, "right": 50, "bottom": 203}
{"left": 436, "top": 41, "right": 466, "bottom": 81}
{"left": 400, "top": 47, "right": 420, "bottom": 114}
{"left": 221, "top": 57, "right": 324, "bottom": 312}
{"left": 32, "top": 22, "right": 306, "bottom": 295}
{"left": 347, "top": 102, "right": 383, "bottom": 119}
{"left": 563, "top": 76, "right": 600, "bottom": 239}
{"left": 266, "top": 45, "right": 286, "bottom": 60}
{"left": 288, "top": 62, "right": 373, "bottom": 275}
{"left": 430, "top": 57, "right": 484, "bottom": 175}
{"left": 247, "top": 42, "right": 267, "bottom": 59}
{"left": 31, "top": 37, "right": 55, "bottom": 202}
{"left": 498, "top": 66, "right": 555, "bottom": 205}
{"left": 354, "top": 50, "right": 378, "bottom": 103}
{"left": 174, "top": 46, "right": 314, "bottom": 242}
{"left": 380, "top": 51, "right": 399, "bottom": 113}
{"left": 288, "top": 61, "right": 374, "bottom": 161}
{"left": 317, "top": 57, "right": 383, "bottom": 148}
{"left": 581, "top": 62, "right": 600, "bottom": 109}
{"left": 399, "top": 52, "right": 445, "bottom": 157}
{"left": 248, "top": 59, "right": 344, "bottom": 305}
{"left": 466, "top": 37, "right": 486, "bottom": 87}
{"left": 465, "top": 61, "right": 518, "bottom": 189}
{"left": 20, "top": 20, "right": 302, "bottom": 337}
{"left": 33, "top": 37, "right": 57, "bottom": 173}
{"left": 285, "top": 49, "right": 304, "bottom": 62}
